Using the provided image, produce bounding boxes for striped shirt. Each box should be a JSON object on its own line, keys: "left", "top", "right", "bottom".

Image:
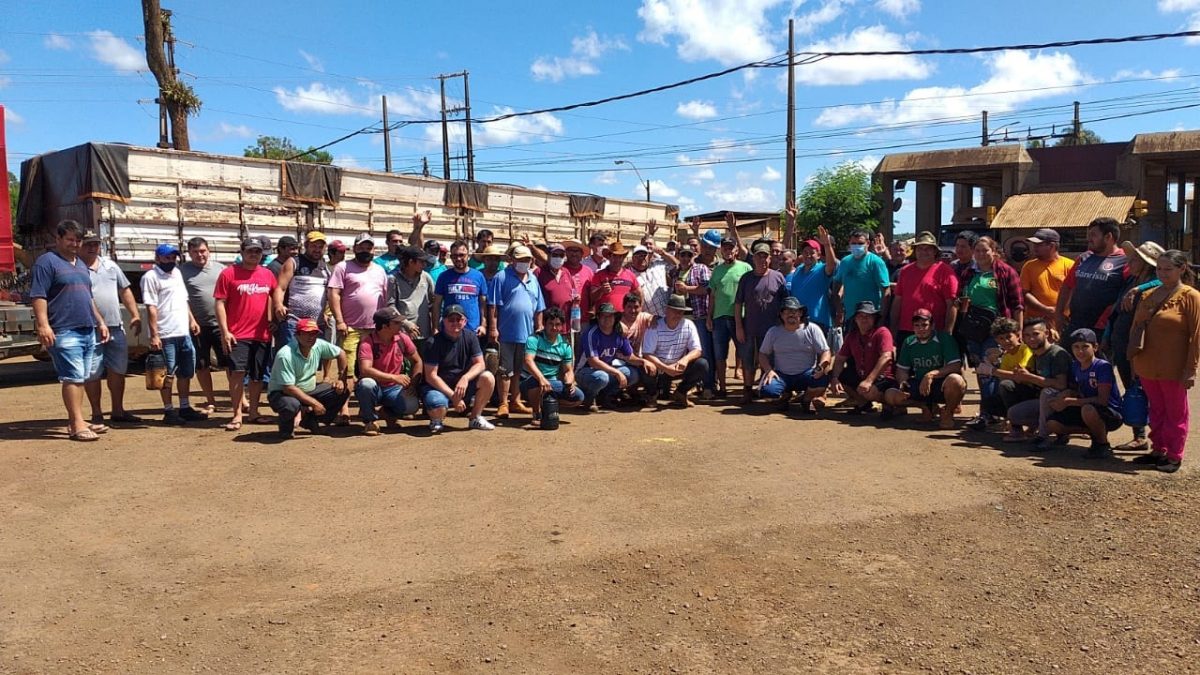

{"left": 643, "top": 318, "right": 701, "bottom": 363}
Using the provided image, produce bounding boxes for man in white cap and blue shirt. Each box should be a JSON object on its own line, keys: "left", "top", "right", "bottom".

{"left": 141, "top": 242, "right": 207, "bottom": 425}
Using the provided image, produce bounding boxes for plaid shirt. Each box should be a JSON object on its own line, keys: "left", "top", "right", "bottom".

{"left": 669, "top": 262, "right": 712, "bottom": 318}
{"left": 961, "top": 259, "right": 1024, "bottom": 319}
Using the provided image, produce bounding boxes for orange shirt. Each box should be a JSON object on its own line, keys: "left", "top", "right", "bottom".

{"left": 1019, "top": 256, "right": 1075, "bottom": 318}
{"left": 1131, "top": 285, "right": 1200, "bottom": 382}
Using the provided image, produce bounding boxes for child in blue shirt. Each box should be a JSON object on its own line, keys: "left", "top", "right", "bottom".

{"left": 1045, "top": 328, "right": 1123, "bottom": 459}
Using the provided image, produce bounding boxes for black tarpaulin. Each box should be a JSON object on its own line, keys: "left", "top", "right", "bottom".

{"left": 569, "top": 194, "right": 606, "bottom": 219}
{"left": 281, "top": 162, "right": 342, "bottom": 206}
{"left": 443, "top": 181, "right": 489, "bottom": 212}
{"left": 15, "top": 143, "right": 130, "bottom": 239}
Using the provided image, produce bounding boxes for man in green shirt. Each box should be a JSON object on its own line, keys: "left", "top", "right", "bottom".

{"left": 884, "top": 308, "right": 966, "bottom": 429}
{"left": 707, "top": 234, "right": 752, "bottom": 397}
{"left": 267, "top": 318, "right": 350, "bottom": 439}
{"left": 520, "top": 307, "right": 585, "bottom": 428}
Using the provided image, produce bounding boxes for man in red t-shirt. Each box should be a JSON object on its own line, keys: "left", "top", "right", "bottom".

{"left": 214, "top": 238, "right": 278, "bottom": 430}
{"left": 536, "top": 240, "right": 594, "bottom": 339}
{"left": 585, "top": 241, "right": 640, "bottom": 312}
{"left": 356, "top": 306, "right": 424, "bottom": 436}
{"left": 831, "top": 300, "right": 898, "bottom": 414}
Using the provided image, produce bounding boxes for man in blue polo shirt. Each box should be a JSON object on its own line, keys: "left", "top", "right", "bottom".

{"left": 488, "top": 244, "right": 545, "bottom": 418}
{"left": 31, "top": 219, "right": 110, "bottom": 442}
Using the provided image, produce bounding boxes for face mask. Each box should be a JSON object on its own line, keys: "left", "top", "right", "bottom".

{"left": 549, "top": 256, "right": 565, "bottom": 269}
{"left": 158, "top": 262, "right": 176, "bottom": 273}
{"left": 850, "top": 244, "right": 867, "bottom": 258}
{"left": 513, "top": 261, "right": 531, "bottom": 274}
{"left": 355, "top": 251, "right": 373, "bottom": 264}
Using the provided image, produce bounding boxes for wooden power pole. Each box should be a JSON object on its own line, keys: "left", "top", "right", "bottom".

{"left": 784, "top": 19, "right": 797, "bottom": 249}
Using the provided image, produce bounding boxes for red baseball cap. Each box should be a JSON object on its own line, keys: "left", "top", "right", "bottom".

{"left": 800, "top": 239, "right": 821, "bottom": 252}
{"left": 912, "top": 308, "right": 934, "bottom": 322}
{"left": 296, "top": 318, "right": 321, "bottom": 333}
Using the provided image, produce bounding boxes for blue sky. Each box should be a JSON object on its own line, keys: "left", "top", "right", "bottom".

{"left": 3, "top": 0, "right": 1200, "bottom": 232}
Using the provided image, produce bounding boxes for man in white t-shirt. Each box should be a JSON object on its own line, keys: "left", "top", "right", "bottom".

{"left": 641, "top": 294, "right": 709, "bottom": 408}
{"left": 141, "top": 243, "right": 205, "bottom": 425}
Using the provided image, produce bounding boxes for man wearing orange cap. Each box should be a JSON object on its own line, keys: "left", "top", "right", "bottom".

{"left": 267, "top": 317, "right": 349, "bottom": 439}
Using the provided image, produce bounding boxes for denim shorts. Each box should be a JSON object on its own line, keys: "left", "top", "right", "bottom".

{"left": 49, "top": 327, "right": 97, "bottom": 384}
{"left": 161, "top": 335, "right": 197, "bottom": 379}
{"left": 88, "top": 327, "right": 129, "bottom": 379}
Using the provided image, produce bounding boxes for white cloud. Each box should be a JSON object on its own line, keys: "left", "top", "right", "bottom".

{"left": 214, "top": 122, "right": 255, "bottom": 140}
{"left": 676, "top": 100, "right": 719, "bottom": 120}
{"left": 273, "top": 82, "right": 442, "bottom": 118}
{"left": 298, "top": 49, "right": 324, "bottom": 72}
{"left": 531, "top": 30, "right": 628, "bottom": 82}
{"left": 705, "top": 186, "right": 776, "bottom": 210}
{"left": 1113, "top": 68, "right": 1184, "bottom": 81}
{"left": 795, "top": 25, "right": 932, "bottom": 86}
{"left": 794, "top": 0, "right": 850, "bottom": 35}
{"left": 475, "top": 107, "right": 564, "bottom": 145}
{"left": 761, "top": 166, "right": 782, "bottom": 181}
{"left": 875, "top": 0, "right": 920, "bottom": 19}
{"left": 44, "top": 33, "right": 72, "bottom": 50}
{"left": 638, "top": 0, "right": 786, "bottom": 65}
{"left": 3, "top": 107, "right": 24, "bottom": 125}
{"left": 334, "top": 155, "right": 364, "bottom": 169}
{"left": 644, "top": 179, "right": 681, "bottom": 199}
{"left": 856, "top": 154, "right": 881, "bottom": 172}
{"left": 689, "top": 168, "right": 716, "bottom": 184}
{"left": 1158, "top": 0, "right": 1200, "bottom": 44}
{"left": 87, "top": 30, "right": 144, "bottom": 74}
{"left": 815, "top": 50, "right": 1091, "bottom": 127}
{"left": 595, "top": 170, "right": 619, "bottom": 185}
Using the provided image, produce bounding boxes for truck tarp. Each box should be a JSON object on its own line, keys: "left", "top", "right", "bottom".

{"left": 281, "top": 161, "right": 342, "bottom": 206}
{"left": 569, "top": 195, "right": 606, "bottom": 219}
{"left": 443, "top": 181, "right": 489, "bottom": 213}
{"left": 16, "top": 143, "right": 130, "bottom": 240}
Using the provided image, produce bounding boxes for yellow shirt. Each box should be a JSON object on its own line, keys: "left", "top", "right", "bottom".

{"left": 999, "top": 344, "right": 1033, "bottom": 371}
{"left": 1020, "top": 256, "right": 1075, "bottom": 318}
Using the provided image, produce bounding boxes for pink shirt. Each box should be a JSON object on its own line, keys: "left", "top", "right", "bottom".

{"left": 329, "top": 260, "right": 388, "bottom": 329}
{"left": 894, "top": 261, "right": 959, "bottom": 332}
{"left": 357, "top": 330, "right": 417, "bottom": 376}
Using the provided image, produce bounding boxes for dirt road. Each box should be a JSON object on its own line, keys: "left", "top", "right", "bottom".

{"left": 2, "top": 357, "right": 1197, "bottom": 673}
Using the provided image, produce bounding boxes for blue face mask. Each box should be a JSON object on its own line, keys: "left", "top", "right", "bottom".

{"left": 849, "top": 244, "right": 867, "bottom": 258}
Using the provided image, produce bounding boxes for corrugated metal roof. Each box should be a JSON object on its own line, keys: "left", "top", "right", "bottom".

{"left": 876, "top": 144, "right": 1032, "bottom": 174}
{"left": 990, "top": 185, "right": 1135, "bottom": 230}
{"left": 1129, "top": 130, "right": 1200, "bottom": 155}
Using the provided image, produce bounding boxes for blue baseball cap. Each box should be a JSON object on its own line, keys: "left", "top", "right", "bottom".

{"left": 155, "top": 243, "right": 180, "bottom": 257}
{"left": 702, "top": 229, "right": 723, "bottom": 248}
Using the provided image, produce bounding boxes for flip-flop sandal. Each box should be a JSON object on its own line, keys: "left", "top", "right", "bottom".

{"left": 69, "top": 428, "right": 100, "bottom": 442}
{"left": 88, "top": 423, "right": 110, "bottom": 434}
{"left": 1116, "top": 439, "right": 1149, "bottom": 451}
{"left": 223, "top": 420, "right": 243, "bottom": 432}
{"left": 109, "top": 413, "right": 143, "bottom": 424}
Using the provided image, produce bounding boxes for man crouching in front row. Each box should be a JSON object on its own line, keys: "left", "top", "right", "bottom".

{"left": 884, "top": 308, "right": 967, "bottom": 429}
{"left": 267, "top": 317, "right": 350, "bottom": 439}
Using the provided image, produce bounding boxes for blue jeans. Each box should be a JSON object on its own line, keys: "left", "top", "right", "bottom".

{"left": 519, "top": 376, "right": 587, "bottom": 403}
{"left": 422, "top": 380, "right": 478, "bottom": 412}
{"left": 577, "top": 363, "right": 640, "bottom": 403}
{"left": 356, "top": 378, "right": 420, "bottom": 422}
{"left": 49, "top": 327, "right": 97, "bottom": 384}
{"left": 711, "top": 316, "right": 744, "bottom": 363}
{"left": 760, "top": 368, "right": 830, "bottom": 398}
{"left": 161, "top": 335, "right": 197, "bottom": 379}
{"left": 967, "top": 336, "right": 999, "bottom": 410}
{"left": 692, "top": 316, "right": 716, "bottom": 390}
{"left": 88, "top": 327, "right": 128, "bottom": 380}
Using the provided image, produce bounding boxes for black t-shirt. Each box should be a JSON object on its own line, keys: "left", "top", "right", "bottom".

{"left": 1032, "top": 344, "right": 1072, "bottom": 382}
{"left": 423, "top": 330, "right": 482, "bottom": 387}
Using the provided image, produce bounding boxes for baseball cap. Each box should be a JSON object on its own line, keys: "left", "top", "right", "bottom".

{"left": 549, "top": 243, "right": 567, "bottom": 254}
{"left": 241, "top": 238, "right": 264, "bottom": 251}
{"left": 800, "top": 239, "right": 821, "bottom": 252}
{"left": 633, "top": 245, "right": 650, "bottom": 255}
{"left": 82, "top": 230, "right": 102, "bottom": 243}
{"left": 780, "top": 296, "right": 803, "bottom": 311}
{"left": 155, "top": 243, "right": 180, "bottom": 257}
{"left": 443, "top": 304, "right": 467, "bottom": 319}
{"left": 257, "top": 234, "right": 273, "bottom": 251}
{"left": 912, "top": 308, "right": 934, "bottom": 322}
{"left": 423, "top": 240, "right": 441, "bottom": 254}
{"left": 1069, "top": 328, "right": 1098, "bottom": 345}
{"left": 354, "top": 232, "right": 375, "bottom": 246}
{"left": 510, "top": 244, "right": 533, "bottom": 260}
{"left": 677, "top": 244, "right": 695, "bottom": 256}
{"left": 327, "top": 240, "right": 347, "bottom": 252}
{"left": 277, "top": 235, "right": 298, "bottom": 248}
{"left": 751, "top": 242, "right": 772, "bottom": 255}
{"left": 295, "top": 318, "right": 321, "bottom": 333}
{"left": 702, "top": 229, "right": 723, "bottom": 248}
{"left": 373, "top": 306, "right": 402, "bottom": 325}
{"left": 1026, "top": 228, "right": 1060, "bottom": 244}
{"left": 305, "top": 231, "right": 327, "bottom": 243}
{"left": 596, "top": 302, "right": 618, "bottom": 315}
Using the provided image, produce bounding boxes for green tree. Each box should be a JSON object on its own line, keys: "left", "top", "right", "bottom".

{"left": 1053, "top": 127, "right": 1103, "bottom": 147}
{"left": 7, "top": 171, "right": 16, "bottom": 218}
{"left": 794, "top": 162, "right": 880, "bottom": 247}
{"left": 244, "top": 136, "right": 333, "bottom": 164}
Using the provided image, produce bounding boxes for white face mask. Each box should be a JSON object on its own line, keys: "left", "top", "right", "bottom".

{"left": 513, "top": 261, "right": 531, "bottom": 274}
{"left": 549, "top": 256, "right": 565, "bottom": 269}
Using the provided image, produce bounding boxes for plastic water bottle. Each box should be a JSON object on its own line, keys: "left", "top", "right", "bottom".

{"left": 1123, "top": 378, "right": 1149, "bottom": 428}
{"left": 570, "top": 300, "right": 582, "bottom": 334}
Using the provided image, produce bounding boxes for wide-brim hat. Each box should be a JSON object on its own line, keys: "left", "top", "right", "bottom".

{"left": 666, "top": 294, "right": 691, "bottom": 312}
{"left": 478, "top": 244, "right": 506, "bottom": 257}
{"left": 561, "top": 239, "right": 585, "bottom": 252}
{"left": 1121, "top": 240, "right": 1164, "bottom": 267}
{"left": 912, "top": 231, "right": 938, "bottom": 249}
{"left": 608, "top": 241, "right": 628, "bottom": 255}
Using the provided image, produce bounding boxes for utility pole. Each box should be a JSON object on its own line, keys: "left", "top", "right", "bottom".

{"left": 439, "top": 77, "right": 450, "bottom": 180}
{"left": 381, "top": 95, "right": 392, "bottom": 173}
{"left": 981, "top": 110, "right": 989, "bottom": 147}
{"left": 784, "top": 18, "right": 796, "bottom": 248}
{"left": 422, "top": 157, "right": 430, "bottom": 177}
{"left": 463, "top": 72, "right": 475, "bottom": 182}
{"left": 1072, "top": 101, "right": 1081, "bottom": 144}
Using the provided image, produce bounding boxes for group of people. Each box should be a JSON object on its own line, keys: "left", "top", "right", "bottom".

{"left": 29, "top": 213, "right": 1199, "bottom": 473}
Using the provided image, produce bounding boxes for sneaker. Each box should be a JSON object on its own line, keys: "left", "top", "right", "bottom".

{"left": 299, "top": 414, "right": 321, "bottom": 434}
{"left": 429, "top": 419, "right": 444, "bottom": 434}
{"left": 964, "top": 415, "right": 989, "bottom": 431}
{"left": 1155, "top": 458, "right": 1182, "bottom": 473}
{"left": 1031, "top": 436, "right": 1054, "bottom": 453}
{"left": 363, "top": 420, "right": 381, "bottom": 437}
{"left": 1132, "top": 452, "right": 1168, "bottom": 465}
{"left": 178, "top": 406, "right": 209, "bottom": 422}
{"left": 1083, "top": 443, "right": 1114, "bottom": 460}
{"left": 469, "top": 416, "right": 495, "bottom": 431}
{"left": 162, "top": 409, "right": 187, "bottom": 426}
{"left": 699, "top": 388, "right": 715, "bottom": 401}
{"left": 496, "top": 402, "right": 510, "bottom": 419}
